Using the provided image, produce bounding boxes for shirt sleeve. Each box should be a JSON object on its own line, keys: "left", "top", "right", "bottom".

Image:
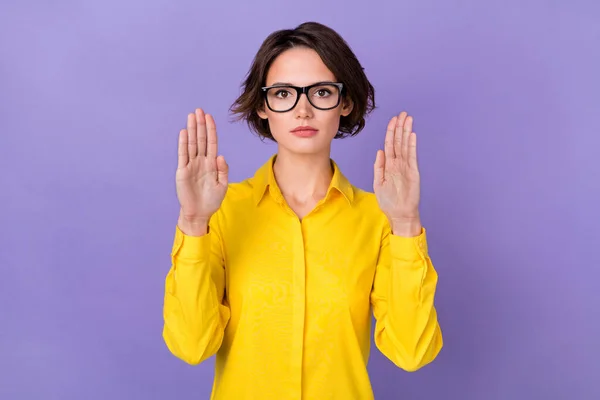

{"left": 370, "top": 226, "right": 443, "bottom": 371}
{"left": 162, "top": 218, "right": 231, "bottom": 365}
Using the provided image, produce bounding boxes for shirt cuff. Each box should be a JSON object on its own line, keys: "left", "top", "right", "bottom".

{"left": 171, "top": 225, "right": 212, "bottom": 260}
{"left": 389, "top": 227, "right": 429, "bottom": 260}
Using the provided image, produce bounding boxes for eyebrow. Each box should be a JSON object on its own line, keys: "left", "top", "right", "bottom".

{"left": 267, "top": 80, "right": 336, "bottom": 87}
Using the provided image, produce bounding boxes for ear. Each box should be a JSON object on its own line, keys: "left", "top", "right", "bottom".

{"left": 257, "top": 103, "right": 268, "bottom": 120}
{"left": 340, "top": 97, "right": 353, "bottom": 117}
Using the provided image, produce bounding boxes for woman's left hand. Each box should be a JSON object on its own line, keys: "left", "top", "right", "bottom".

{"left": 373, "top": 111, "right": 422, "bottom": 237}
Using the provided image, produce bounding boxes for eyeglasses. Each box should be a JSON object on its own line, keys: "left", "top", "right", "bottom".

{"left": 261, "top": 82, "right": 344, "bottom": 113}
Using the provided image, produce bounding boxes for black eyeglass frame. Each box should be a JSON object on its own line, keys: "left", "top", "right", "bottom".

{"left": 260, "top": 82, "right": 345, "bottom": 113}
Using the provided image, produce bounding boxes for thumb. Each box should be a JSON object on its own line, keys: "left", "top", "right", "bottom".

{"left": 373, "top": 150, "right": 385, "bottom": 187}
{"left": 217, "top": 155, "right": 228, "bottom": 185}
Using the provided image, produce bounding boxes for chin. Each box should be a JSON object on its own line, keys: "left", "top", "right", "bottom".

{"left": 278, "top": 136, "right": 331, "bottom": 155}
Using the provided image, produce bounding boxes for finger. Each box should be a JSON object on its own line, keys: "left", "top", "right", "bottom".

{"left": 373, "top": 149, "right": 385, "bottom": 187}
{"left": 384, "top": 116, "right": 397, "bottom": 159}
{"left": 408, "top": 131, "right": 418, "bottom": 169}
{"left": 178, "top": 129, "right": 189, "bottom": 169}
{"left": 187, "top": 113, "right": 197, "bottom": 159}
{"left": 394, "top": 112, "right": 408, "bottom": 159}
{"left": 196, "top": 108, "right": 207, "bottom": 157}
{"left": 206, "top": 114, "right": 218, "bottom": 159}
{"left": 217, "top": 155, "right": 229, "bottom": 185}
{"left": 402, "top": 115, "right": 413, "bottom": 162}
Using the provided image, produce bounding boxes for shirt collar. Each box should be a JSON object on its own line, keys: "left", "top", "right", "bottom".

{"left": 252, "top": 154, "right": 354, "bottom": 206}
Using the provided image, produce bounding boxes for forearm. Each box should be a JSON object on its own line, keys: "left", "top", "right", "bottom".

{"left": 372, "top": 229, "right": 443, "bottom": 371}
{"left": 382, "top": 248, "right": 442, "bottom": 369}
{"left": 162, "top": 226, "right": 230, "bottom": 364}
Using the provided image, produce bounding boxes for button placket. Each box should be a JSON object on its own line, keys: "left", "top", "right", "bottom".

{"left": 290, "top": 216, "right": 306, "bottom": 395}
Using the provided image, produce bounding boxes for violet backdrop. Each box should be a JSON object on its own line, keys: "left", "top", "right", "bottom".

{"left": 1, "top": 0, "right": 598, "bottom": 399}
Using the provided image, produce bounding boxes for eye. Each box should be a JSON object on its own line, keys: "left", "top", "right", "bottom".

{"left": 274, "top": 89, "right": 291, "bottom": 98}
{"left": 315, "top": 88, "right": 332, "bottom": 97}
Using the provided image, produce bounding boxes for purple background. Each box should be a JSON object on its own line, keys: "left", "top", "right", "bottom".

{"left": 1, "top": 1, "right": 599, "bottom": 399}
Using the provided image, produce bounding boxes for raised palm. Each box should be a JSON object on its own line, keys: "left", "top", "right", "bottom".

{"left": 176, "top": 108, "right": 228, "bottom": 222}
{"left": 373, "top": 111, "right": 420, "bottom": 222}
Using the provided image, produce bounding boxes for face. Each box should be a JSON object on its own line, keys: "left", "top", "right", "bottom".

{"left": 257, "top": 47, "right": 353, "bottom": 156}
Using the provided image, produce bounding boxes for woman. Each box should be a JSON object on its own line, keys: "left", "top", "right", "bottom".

{"left": 163, "top": 21, "right": 443, "bottom": 399}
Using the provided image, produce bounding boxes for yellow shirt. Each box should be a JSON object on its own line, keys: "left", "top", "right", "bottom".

{"left": 162, "top": 155, "right": 443, "bottom": 399}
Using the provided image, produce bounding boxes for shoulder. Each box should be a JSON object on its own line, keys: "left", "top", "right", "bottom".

{"left": 350, "top": 185, "right": 378, "bottom": 210}
{"left": 348, "top": 184, "right": 389, "bottom": 226}
{"left": 218, "top": 179, "right": 255, "bottom": 210}
{"left": 208, "top": 179, "right": 254, "bottom": 233}
{"left": 351, "top": 185, "right": 375, "bottom": 204}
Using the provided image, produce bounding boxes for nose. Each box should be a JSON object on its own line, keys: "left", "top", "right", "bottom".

{"left": 294, "top": 92, "right": 313, "bottom": 119}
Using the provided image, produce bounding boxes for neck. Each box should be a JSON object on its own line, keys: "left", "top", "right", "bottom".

{"left": 272, "top": 147, "right": 333, "bottom": 203}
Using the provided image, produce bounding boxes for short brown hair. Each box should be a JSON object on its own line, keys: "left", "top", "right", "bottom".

{"left": 229, "top": 21, "right": 376, "bottom": 141}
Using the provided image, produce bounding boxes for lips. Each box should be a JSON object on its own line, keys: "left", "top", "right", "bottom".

{"left": 290, "top": 126, "right": 319, "bottom": 138}
{"left": 291, "top": 125, "right": 318, "bottom": 133}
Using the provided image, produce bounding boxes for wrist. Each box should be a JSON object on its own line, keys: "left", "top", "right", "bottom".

{"left": 390, "top": 216, "right": 422, "bottom": 237}
{"left": 178, "top": 212, "right": 210, "bottom": 236}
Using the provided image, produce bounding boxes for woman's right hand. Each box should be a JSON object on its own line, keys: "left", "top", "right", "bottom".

{"left": 176, "top": 108, "right": 228, "bottom": 234}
